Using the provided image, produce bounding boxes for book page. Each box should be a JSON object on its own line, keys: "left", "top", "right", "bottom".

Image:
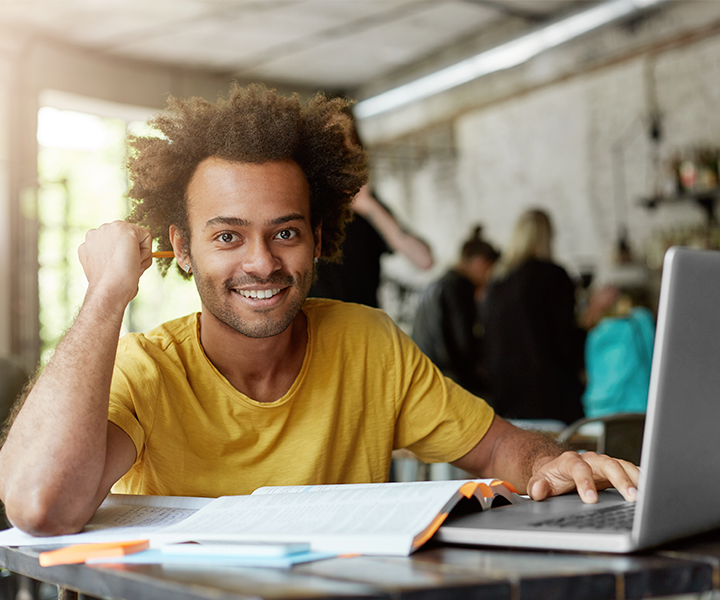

{"left": 0, "top": 495, "right": 209, "bottom": 547}
{"left": 103, "top": 494, "right": 213, "bottom": 509}
{"left": 0, "top": 482, "right": 516, "bottom": 554}
{"left": 153, "top": 480, "right": 480, "bottom": 555}
{"left": 252, "top": 479, "right": 497, "bottom": 496}
{"left": 252, "top": 479, "right": 521, "bottom": 510}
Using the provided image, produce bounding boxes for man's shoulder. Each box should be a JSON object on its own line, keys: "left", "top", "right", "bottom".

{"left": 304, "top": 297, "right": 390, "bottom": 318}
{"left": 119, "top": 313, "right": 199, "bottom": 353}
{"left": 303, "top": 298, "right": 396, "bottom": 332}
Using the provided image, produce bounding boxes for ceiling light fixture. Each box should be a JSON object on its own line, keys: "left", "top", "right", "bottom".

{"left": 355, "top": 0, "right": 669, "bottom": 119}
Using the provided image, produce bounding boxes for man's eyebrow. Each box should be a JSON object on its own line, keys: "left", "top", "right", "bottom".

{"left": 203, "top": 214, "right": 306, "bottom": 230}
{"left": 272, "top": 213, "right": 306, "bottom": 226}
{"left": 204, "top": 216, "right": 249, "bottom": 230}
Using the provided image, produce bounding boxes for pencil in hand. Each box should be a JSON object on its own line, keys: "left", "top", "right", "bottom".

{"left": 152, "top": 251, "right": 175, "bottom": 258}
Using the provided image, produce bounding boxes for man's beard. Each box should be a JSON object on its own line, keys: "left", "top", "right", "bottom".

{"left": 192, "top": 263, "right": 313, "bottom": 339}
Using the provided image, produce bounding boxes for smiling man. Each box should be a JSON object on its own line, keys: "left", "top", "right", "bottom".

{"left": 179, "top": 159, "right": 317, "bottom": 343}
{"left": 0, "top": 84, "right": 638, "bottom": 537}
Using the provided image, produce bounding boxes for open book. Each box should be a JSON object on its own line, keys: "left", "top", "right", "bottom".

{"left": 0, "top": 479, "right": 524, "bottom": 556}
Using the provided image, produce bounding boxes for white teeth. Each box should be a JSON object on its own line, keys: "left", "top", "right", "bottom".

{"left": 238, "top": 288, "right": 281, "bottom": 299}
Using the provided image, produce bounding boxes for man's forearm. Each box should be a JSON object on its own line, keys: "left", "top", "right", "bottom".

{"left": 453, "top": 415, "right": 565, "bottom": 493}
{"left": 490, "top": 425, "right": 566, "bottom": 492}
{"left": 0, "top": 288, "right": 128, "bottom": 535}
{"left": 455, "top": 414, "right": 641, "bottom": 503}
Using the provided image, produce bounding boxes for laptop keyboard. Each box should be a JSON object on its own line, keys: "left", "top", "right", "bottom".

{"left": 529, "top": 502, "right": 636, "bottom": 531}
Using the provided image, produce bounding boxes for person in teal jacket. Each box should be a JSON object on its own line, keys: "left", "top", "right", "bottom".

{"left": 582, "top": 304, "right": 655, "bottom": 418}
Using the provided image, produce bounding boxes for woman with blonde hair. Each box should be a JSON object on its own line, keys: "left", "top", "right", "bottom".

{"left": 483, "top": 208, "right": 600, "bottom": 425}
{"left": 494, "top": 209, "right": 553, "bottom": 277}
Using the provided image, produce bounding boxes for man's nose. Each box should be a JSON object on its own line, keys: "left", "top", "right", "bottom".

{"left": 242, "top": 238, "right": 281, "bottom": 277}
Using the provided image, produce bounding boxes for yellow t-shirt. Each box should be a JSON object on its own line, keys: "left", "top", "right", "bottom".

{"left": 109, "top": 299, "right": 494, "bottom": 497}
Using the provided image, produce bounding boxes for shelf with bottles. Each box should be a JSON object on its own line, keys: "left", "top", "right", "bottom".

{"left": 640, "top": 146, "right": 720, "bottom": 223}
{"left": 644, "top": 222, "right": 720, "bottom": 272}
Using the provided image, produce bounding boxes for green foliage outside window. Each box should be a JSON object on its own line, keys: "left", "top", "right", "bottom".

{"left": 37, "top": 107, "right": 200, "bottom": 364}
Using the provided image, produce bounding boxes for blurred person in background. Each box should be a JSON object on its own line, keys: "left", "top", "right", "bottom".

{"left": 310, "top": 115, "right": 433, "bottom": 307}
{"left": 483, "top": 208, "right": 613, "bottom": 426}
{"left": 582, "top": 278, "right": 655, "bottom": 419}
{"left": 412, "top": 226, "right": 500, "bottom": 397}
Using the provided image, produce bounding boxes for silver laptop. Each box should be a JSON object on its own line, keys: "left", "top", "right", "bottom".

{"left": 438, "top": 246, "right": 720, "bottom": 553}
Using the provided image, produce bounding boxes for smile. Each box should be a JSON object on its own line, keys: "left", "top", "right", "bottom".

{"left": 237, "top": 288, "right": 282, "bottom": 300}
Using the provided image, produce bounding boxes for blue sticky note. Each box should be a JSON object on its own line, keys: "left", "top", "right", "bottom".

{"left": 87, "top": 548, "right": 337, "bottom": 568}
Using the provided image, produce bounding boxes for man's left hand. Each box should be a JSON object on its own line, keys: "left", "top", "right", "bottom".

{"left": 527, "top": 451, "right": 639, "bottom": 504}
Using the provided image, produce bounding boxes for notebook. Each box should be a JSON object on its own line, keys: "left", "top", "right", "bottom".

{"left": 438, "top": 246, "right": 720, "bottom": 553}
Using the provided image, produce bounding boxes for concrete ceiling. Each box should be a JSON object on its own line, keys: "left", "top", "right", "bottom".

{"left": 0, "top": 0, "right": 583, "bottom": 93}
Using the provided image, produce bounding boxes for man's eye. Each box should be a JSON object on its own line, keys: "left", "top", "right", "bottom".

{"left": 276, "top": 229, "right": 296, "bottom": 241}
{"left": 219, "top": 232, "right": 238, "bottom": 243}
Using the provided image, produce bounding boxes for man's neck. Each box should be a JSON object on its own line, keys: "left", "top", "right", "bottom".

{"left": 198, "top": 310, "right": 308, "bottom": 403}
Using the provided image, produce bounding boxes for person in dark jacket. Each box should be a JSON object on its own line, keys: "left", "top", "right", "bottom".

{"left": 310, "top": 184, "right": 433, "bottom": 307}
{"left": 412, "top": 226, "right": 500, "bottom": 396}
{"left": 483, "top": 209, "right": 612, "bottom": 425}
{"left": 310, "top": 111, "right": 433, "bottom": 307}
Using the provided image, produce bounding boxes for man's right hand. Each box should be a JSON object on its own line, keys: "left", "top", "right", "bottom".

{"left": 78, "top": 221, "right": 154, "bottom": 309}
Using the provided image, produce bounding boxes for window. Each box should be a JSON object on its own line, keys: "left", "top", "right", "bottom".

{"left": 37, "top": 97, "right": 200, "bottom": 363}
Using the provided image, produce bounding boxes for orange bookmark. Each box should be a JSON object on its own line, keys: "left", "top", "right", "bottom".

{"left": 39, "top": 540, "right": 150, "bottom": 567}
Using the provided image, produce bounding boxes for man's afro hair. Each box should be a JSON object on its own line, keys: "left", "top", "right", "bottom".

{"left": 125, "top": 82, "right": 368, "bottom": 278}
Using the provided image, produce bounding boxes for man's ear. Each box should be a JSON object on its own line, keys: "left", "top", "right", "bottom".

{"left": 313, "top": 224, "right": 322, "bottom": 260}
{"left": 169, "top": 225, "right": 187, "bottom": 263}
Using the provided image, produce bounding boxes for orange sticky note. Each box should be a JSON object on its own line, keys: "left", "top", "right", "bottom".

{"left": 39, "top": 540, "right": 150, "bottom": 567}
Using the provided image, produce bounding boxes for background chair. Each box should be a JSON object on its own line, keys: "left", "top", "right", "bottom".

{"left": 557, "top": 412, "right": 646, "bottom": 465}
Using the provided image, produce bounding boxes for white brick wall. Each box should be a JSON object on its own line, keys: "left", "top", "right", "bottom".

{"left": 364, "top": 2, "right": 720, "bottom": 321}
